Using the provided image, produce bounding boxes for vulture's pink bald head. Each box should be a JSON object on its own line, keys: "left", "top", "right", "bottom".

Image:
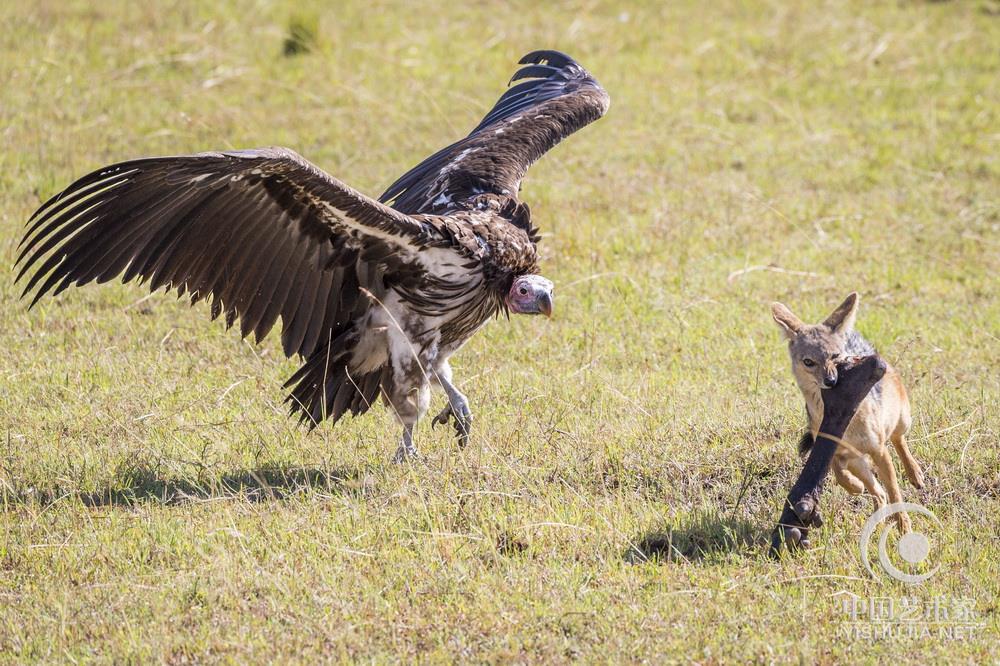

{"left": 507, "top": 274, "right": 554, "bottom": 317}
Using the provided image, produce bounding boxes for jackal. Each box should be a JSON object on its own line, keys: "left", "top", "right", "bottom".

{"left": 771, "top": 293, "right": 924, "bottom": 531}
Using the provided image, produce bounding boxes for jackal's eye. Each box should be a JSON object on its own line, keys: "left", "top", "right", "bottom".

{"left": 802, "top": 358, "right": 816, "bottom": 367}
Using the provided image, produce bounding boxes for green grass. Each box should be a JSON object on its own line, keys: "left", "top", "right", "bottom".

{"left": 1, "top": 0, "right": 998, "bottom": 662}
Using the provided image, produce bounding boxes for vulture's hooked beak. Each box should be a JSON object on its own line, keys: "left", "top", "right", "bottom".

{"left": 538, "top": 291, "right": 553, "bottom": 318}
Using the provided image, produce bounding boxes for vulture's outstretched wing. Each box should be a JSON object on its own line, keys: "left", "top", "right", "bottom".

{"left": 379, "top": 50, "right": 610, "bottom": 214}
{"left": 16, "top": 147, "right": 446, "bottom": 359}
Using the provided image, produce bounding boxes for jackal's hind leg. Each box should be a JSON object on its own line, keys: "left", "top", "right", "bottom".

{"left": 891, "top": 433, "right": 924, "bottom": 489}
{"left": 832, "top": 458, "right": 866, "bottom": 495}
{"left": 847, "top": 456, "right": 887, "bottom": 513}
{"left": 873, "top": 446, "right": 911, "bottom": 533}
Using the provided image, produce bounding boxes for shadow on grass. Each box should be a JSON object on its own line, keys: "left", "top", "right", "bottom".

{"left": 3, "top": 462, "right": 374, "bottom": 508}
{"left": 625, "top": 511, "right": 761, "bottom": 564}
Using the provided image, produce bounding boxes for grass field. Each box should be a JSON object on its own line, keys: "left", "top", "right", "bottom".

{"left": 1, "top": 0, "right": 998, "bottom": 662}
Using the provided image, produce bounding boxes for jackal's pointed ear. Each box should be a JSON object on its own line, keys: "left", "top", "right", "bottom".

{"left": 771, "top": 302, "right": 804, "bottom": 339}
{"left": 823, "top": 292, "right": 859, "bottom": 334}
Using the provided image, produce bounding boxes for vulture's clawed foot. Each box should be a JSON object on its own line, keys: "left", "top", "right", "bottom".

{"left": 392, "top": 425, "right": 420, "bottom": 464}
{"left": 432, "top": 401, "right": 473, "bottom": 448}
{"left": 391, "top": 445, "right": 422, "bottom": 464}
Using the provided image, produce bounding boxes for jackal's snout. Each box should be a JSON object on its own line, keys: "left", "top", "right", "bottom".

{"left": 821, "top": 362, "right": 838, "bottom": 389}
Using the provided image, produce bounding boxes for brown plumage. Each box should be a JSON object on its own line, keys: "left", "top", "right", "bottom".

{"left": 15, "top": 50, "right": 609, "bottom": 461}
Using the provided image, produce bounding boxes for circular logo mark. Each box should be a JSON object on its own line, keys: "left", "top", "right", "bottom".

{"left": 859, "top": 502, "right": 940, "bottom": 584}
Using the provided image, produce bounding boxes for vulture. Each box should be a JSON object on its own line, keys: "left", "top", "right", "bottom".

{"left": 15, "top": 50, "right": 610, "bottom": 462}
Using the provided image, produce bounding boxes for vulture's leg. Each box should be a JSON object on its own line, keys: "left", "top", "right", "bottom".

{"left": 392, "top": 423, "right": 417, "bottom": 464}
{"left": 388, "top": 382, "right": 429, "bottom": 463}
{"left": 431, "top": 362, "right": 473, "bottom": 448}
{"left": 386, "top": 340, "right": 431, "bottom": 463}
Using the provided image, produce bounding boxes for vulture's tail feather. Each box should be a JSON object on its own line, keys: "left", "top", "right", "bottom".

{"left": 284, "top": 344, "right": 385, "bottom": 429}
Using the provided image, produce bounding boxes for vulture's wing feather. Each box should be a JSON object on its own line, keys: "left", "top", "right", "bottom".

{"left": 380, "top": 50, "right": 610, "bottom": 214}
{"left": 16, "top": 147, "right": 445, "bottom": 359}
